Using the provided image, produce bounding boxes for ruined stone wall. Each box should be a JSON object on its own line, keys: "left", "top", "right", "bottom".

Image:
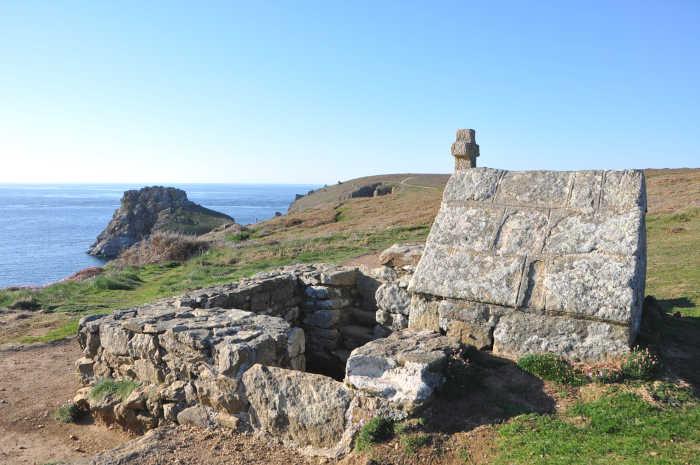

{"left": 74, "top": 257, "right": 460, "bottom": 458}
{"left": 408, "top": 168, "right": 647, "bottom": 361}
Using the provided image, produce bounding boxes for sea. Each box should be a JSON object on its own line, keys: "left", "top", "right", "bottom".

{"left": 0, "top": 184, "right": 318, "bottom": 288}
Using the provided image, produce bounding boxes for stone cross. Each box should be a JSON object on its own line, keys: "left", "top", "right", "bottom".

{"left": 451, "top": 128, "right": 479, "bottom": 171}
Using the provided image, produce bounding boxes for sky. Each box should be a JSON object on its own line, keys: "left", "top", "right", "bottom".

{"left": 1, "top": 1, "right": 698, "bottom": 184}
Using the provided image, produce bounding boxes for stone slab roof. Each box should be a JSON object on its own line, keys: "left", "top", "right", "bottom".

{"left": 409, "top": 168, "right": 647, "bottom": 333}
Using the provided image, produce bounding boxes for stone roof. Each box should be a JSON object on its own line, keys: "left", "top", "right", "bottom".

{"left": 408, "top": 167, "right": 647, "bottom": 359}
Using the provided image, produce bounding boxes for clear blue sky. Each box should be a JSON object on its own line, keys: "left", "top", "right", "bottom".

{"left": 1, "top": 1, "right": 698, "bottom": 184}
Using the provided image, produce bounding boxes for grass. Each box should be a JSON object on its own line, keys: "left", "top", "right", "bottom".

{"left": 53, "top": 402, "right": 80, "bottom": 423}
{"left": 355, "top": 417, "right": 395, "bottom": 452}
{"left": 400, "top": 433, "right": 431, "bottom": 454}
{"left": 227, "top": 230, "right": 251, "bottom": 242}
{"left": 90, "top": 378, "right": 140, "bottom": 402}
{"left": 496, "top": 390, "right": 700, "bottom": 465}
{"left": 645, "top": 207, "right": 700, "bottom": 318}
{"left": 0, "top": 224, "right": 430, "bottom": 344}
{"left": 517, "top": 354, "right": 587, "bottom": 386}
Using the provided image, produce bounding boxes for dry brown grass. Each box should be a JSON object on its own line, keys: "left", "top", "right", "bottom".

{"left": 116, "top": 232, "right": 210, "bottom": 267}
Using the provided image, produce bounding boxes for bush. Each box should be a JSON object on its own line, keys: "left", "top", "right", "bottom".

{"left": 355, "top": 416, "right": 395, "bottom": 452}
{"left": 517, "top": 353, "right": 586, "bottom": 385}
{"left": 9, "top": 296, "right": 41, "bottom": 310}
{"left": 400, "top": 433, "right": 431, "bottom": 454}
{"left": 53, "top": 402, "right": 80, "bottom": 423}
{"left": 621, "top": 347, "right": 659, "bottom": 380}
{"left": 649, "top": 382, "right": 695, "bottom": 407}
{"left": 117, "top": 232, "right": 210, "bottom": 266}
{"left": 591, "top": 367, "right": 624, "bottom": 384}
{"left": 90, "top": 378, "right": 139, "bottom": 402}
{"left": 227, "top": 230, "right": 251, "bottom": 242}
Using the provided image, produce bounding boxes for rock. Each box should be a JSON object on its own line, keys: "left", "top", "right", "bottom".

{"left": 88, "top": 186, "right": 234, "bottom": 259}
{"left": 242, "top": 364, "right": 355, "bottom": 458}
{"left": 378, "top": 244, "right": 423, "bottom": 267}
{"left": 76, "top": 357, "right": 95, "bottom": 383}
{"left": 345, "top": 330, "right": 460, "bottom": 408}
{"left": 176, "top": 405, "right": 214, "bottom": 428}
{"left": 409, "top": 167, "right": 647, "bottom": 361}
{"left": 375, "top": 283, "right": 411, "bottom": 315}
{"left": 493, "top": 312, "right": 632, "bottom": 361}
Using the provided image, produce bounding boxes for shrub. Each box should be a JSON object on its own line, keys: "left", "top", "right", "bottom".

{"left": 649, "top": 382, "right": 695, "bottom": 407}
{"left": 621, "top": 347, "right": 659, "bottom": 380}
{"left": 90, "top": 378, "right": 139, "bottom": 402}
{"left": 591, "top": 367, "right": 624, "bottom": 384}
{"left": 400, "top": 433, "right": 431, "bottom": 454}
{"left": 227, "top": 230, "right": 251, "bottom": 242}
{"left": 9, "top": 296, "right": 41, "bottom": 310}
{"left": 117, "top": 232, "right": 210, "bottom": 266}
{"left": 517, "top": 353, "right": 586, "bottom": 386}
{"left": 53, "top": 402, "right": 80, "bottom": 423}
{"left": 355, "top": 416, "right": 395, "bottom": 452}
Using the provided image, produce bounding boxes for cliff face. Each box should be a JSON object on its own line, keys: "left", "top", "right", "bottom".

{"left": 88, "top": 186, "right": 234, "bottom": 259}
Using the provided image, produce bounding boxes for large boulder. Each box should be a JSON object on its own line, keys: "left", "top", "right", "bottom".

{"left": 88, "top": 186, "right": 234, "bottom": 259}
{"left": 345, "top": 330, "right": 461, "bottom": 408}
{"left": 242, "top": 364, "right": 356, "bottom": 458}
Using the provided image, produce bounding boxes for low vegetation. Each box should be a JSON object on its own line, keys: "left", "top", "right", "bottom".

{"left": 355, "top": 416, "right": 396, "bottom": 452}
{"left": 53, "top": 402, "right": 80, "bottom": 423}
{"left": 517, "top": 354, "right": 586, "bottom": 386}
{"left": 400, "top": 433, "right": 431, "bottom": 454}
{"left": 90, "top": 378, "right": 139, "bottom": 402}
{"left": 496, "top": 390, "right": 699, "bottom": 465}
{"left": 116, "top": 232, "right": 210, "bottom": 266}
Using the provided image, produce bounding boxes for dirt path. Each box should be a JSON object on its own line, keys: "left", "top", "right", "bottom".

{"left": 399, "top": 176, "right": 439, "bottom": 189}
{"left": 0, "top": 339, "right": 130, "bottom": 465}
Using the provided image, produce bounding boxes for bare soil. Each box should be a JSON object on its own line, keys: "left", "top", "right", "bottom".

{"left": 0, "top": 339, "right": 131, "bottom": 465}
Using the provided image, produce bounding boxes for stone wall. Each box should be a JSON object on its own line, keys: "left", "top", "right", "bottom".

{"left": 408, "top": 167, "right": 647, "bottom": 361}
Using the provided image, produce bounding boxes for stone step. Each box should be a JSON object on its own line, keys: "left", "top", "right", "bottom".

{"left": 350, "top": 307, "right": 377, "bottom": 326}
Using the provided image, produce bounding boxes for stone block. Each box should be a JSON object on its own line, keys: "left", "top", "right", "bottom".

{"left": 375, "top": 283, "right": 411, "bottom": 315}
{"left": 378, "top": 243, "right": 424, "bottom": 267}
{"left": 345, "top": 330, "right": 460, "bottom": 408}
{"left": 409, "top": 245, "right": 525, "bottom": 307}
{"left": 242, "top": 364, "right": 355, "bottom": 458}
{"left": 493, "top": 312, "right": 631, "bottom": 361}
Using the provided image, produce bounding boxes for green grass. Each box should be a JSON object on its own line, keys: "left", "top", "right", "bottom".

{"left": 517, "top": 354, "right": 587, "bottom": 386}
{"left": 90, "top": 378, "right": 140, "bottom": 402}
{"left": 226, "top": 230, "right": 251, "bottom": 242}
{"left": 400, "top": 433, "right": 431, "bottom": 454}
{"left": 19, "top": 319, "right": 80, "bottom": 344}
{"left": 0, "top": 225, "right": 430, "bottom": 344}
{"left": 53, "top": 402, "right": 80, "bottom": 423}
{"left": 646, "top": 208, "right": 700, "bottom": 318}
{"left": 355, "top": 417, "right": 396, "bottom": 452}
{"left": 496, "top": 390, "right": 700, "bottom": 465}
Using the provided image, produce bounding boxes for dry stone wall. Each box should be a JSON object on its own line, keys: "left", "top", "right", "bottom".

{"left": 74, "top": 258, "right": 433, "bottom": 450}
{"left": 408, "top": 167, "right": 647, "bottom": 361}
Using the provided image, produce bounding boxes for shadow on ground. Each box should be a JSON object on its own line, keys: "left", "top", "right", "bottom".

{"left": 418, "top": 350, "right": 556, "bottom": 435}
{"left": 642, "top": 296, "right": 700, "bottom": 395}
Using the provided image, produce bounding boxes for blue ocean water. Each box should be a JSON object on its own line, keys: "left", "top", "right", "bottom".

{"left": 0, "top": 184, "right": 317, "bottom": 288}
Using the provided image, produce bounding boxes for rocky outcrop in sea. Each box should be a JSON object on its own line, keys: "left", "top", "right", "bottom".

{"left": 88, "top": 186, "right": 235, "bottom": 259}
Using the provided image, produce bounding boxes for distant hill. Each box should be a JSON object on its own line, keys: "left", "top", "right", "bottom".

{"left": 288, "top": 173, "right": 450, "bottom": 213}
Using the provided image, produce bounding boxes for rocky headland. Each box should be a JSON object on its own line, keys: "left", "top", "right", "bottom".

{"left": 88, "top": 186, "right": 235, "bottom": 259}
